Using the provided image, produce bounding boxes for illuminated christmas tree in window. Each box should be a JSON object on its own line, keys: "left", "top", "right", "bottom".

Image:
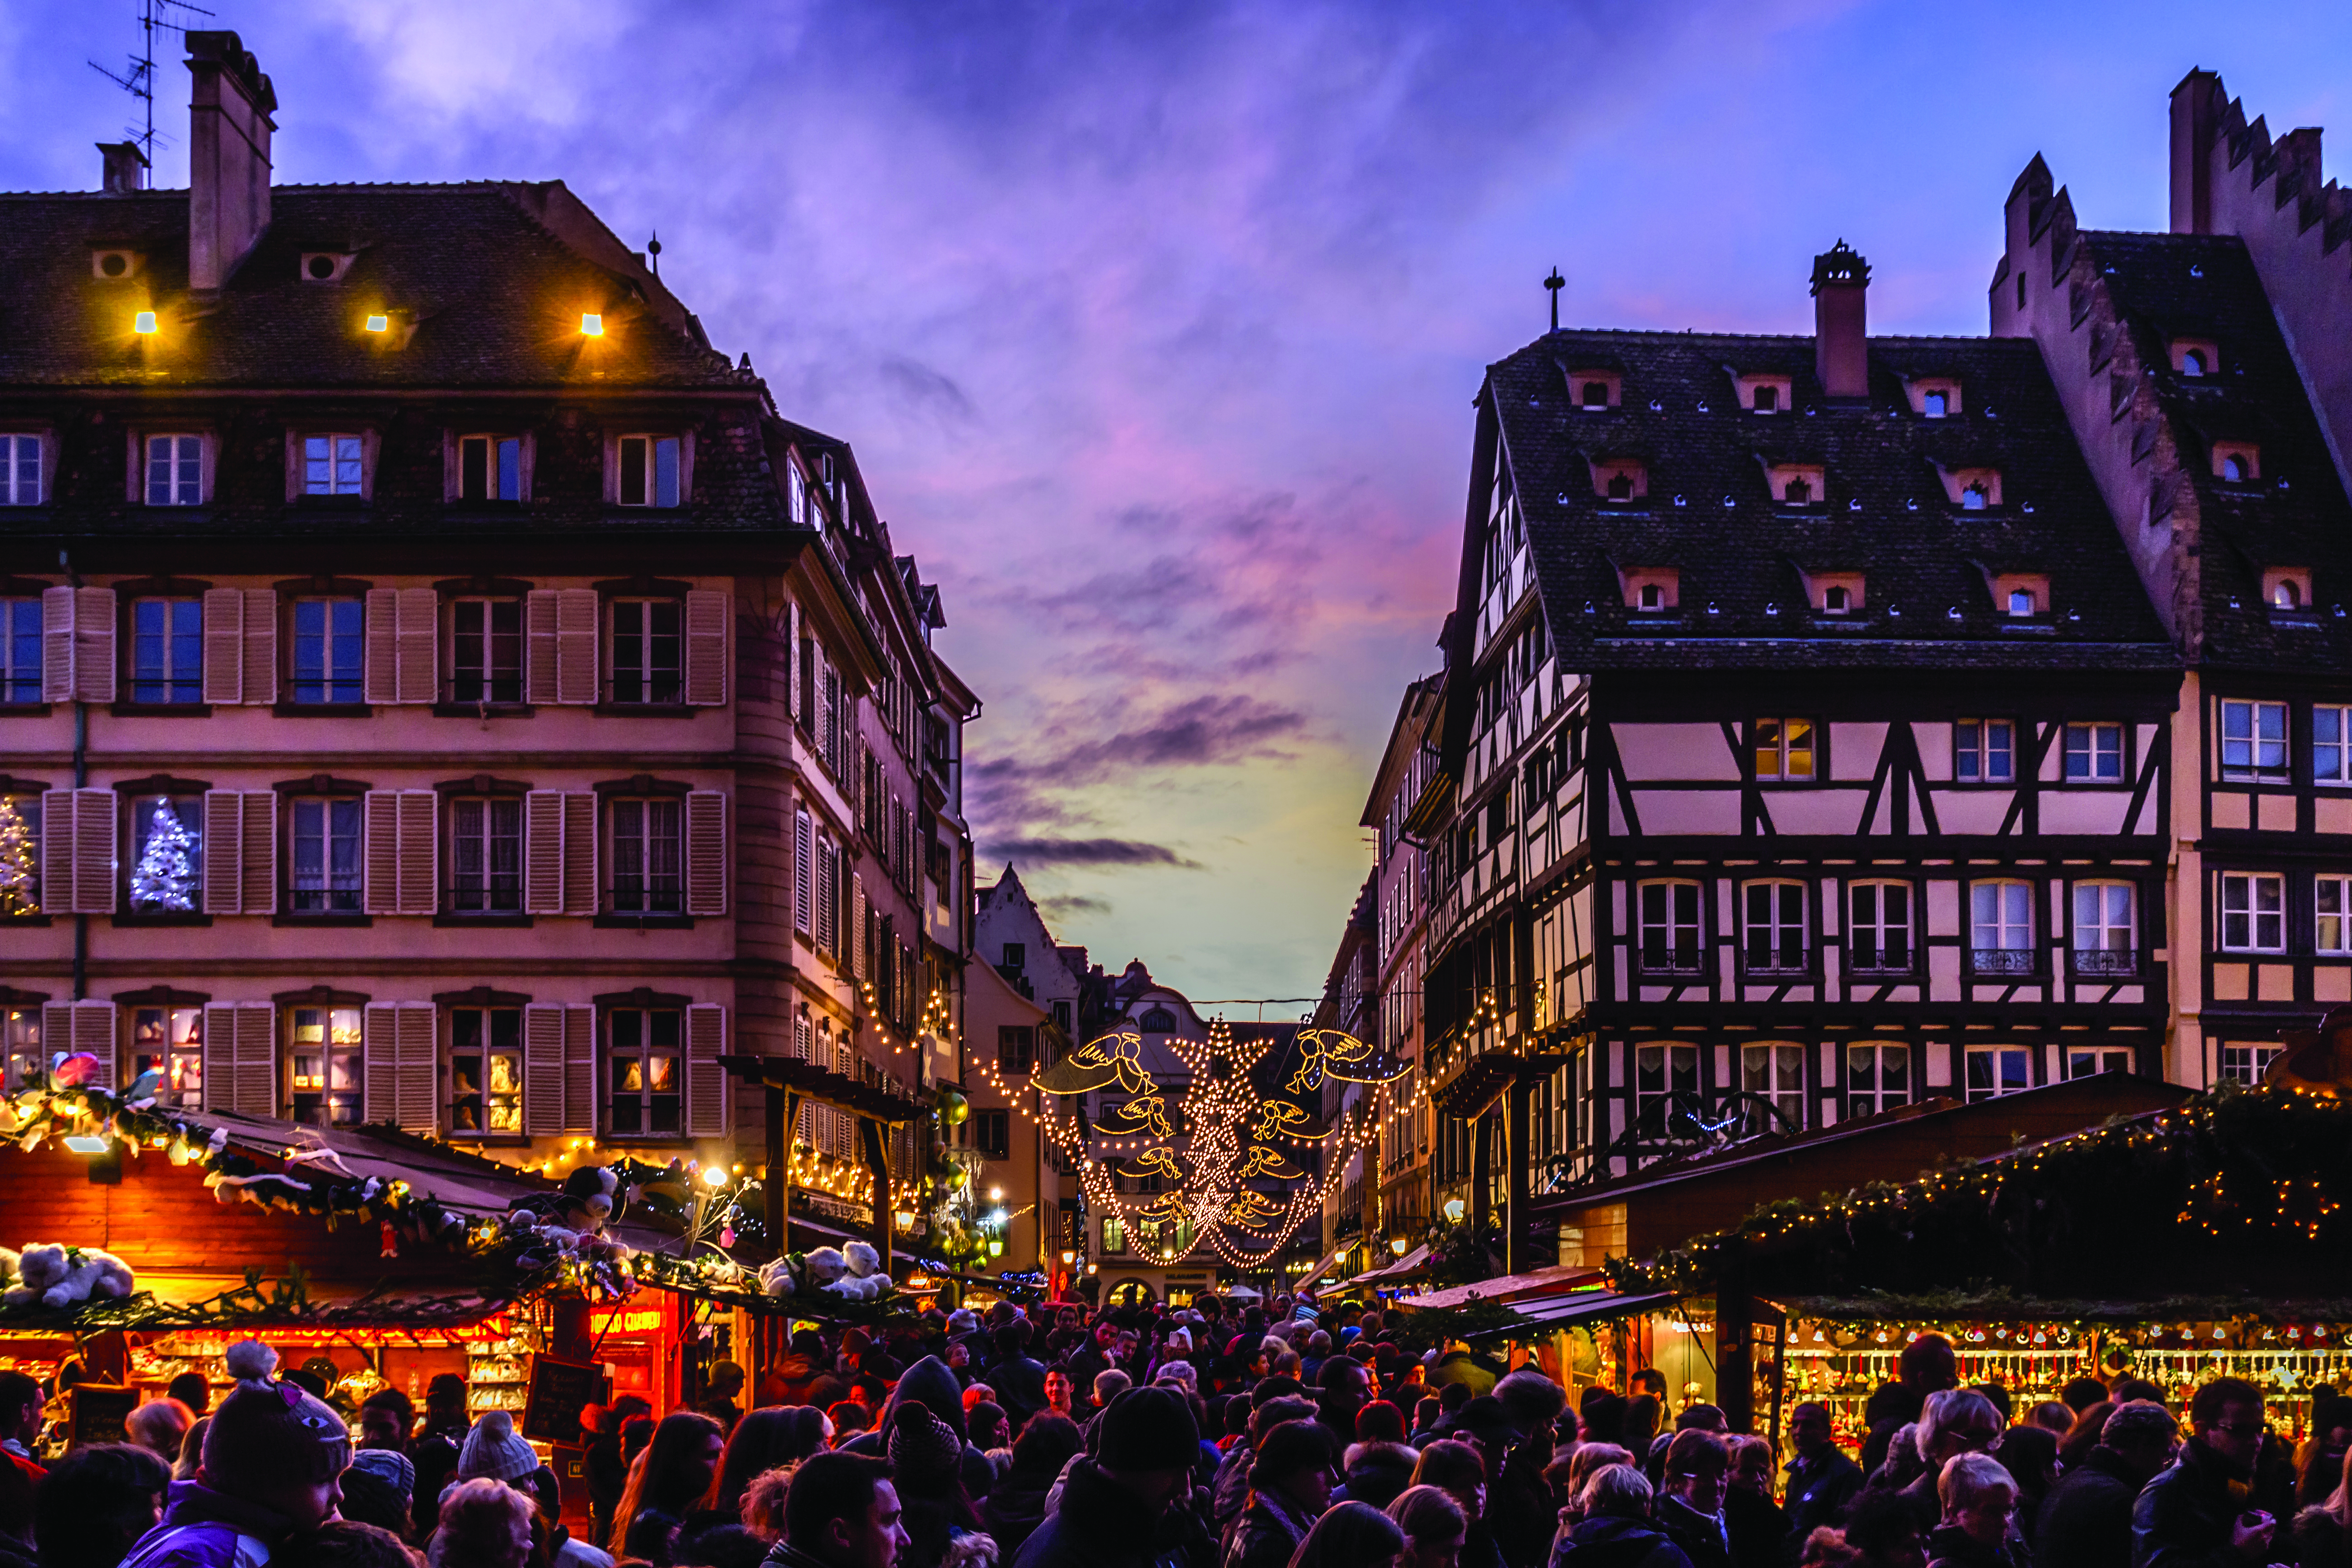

{"left": 131, "top": 799, "right": 196, "bottom": 912}
{"left": 0, "top": 798, "right": 34, "bottom": 916}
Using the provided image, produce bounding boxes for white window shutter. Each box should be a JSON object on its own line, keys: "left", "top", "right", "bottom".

{"left": 40, "top": 587, "right": 74, "bottom": 703}
{"left": 72, "top": 789, "right": 116, "bottom": 915}
{"left": 395, "top": 1003, "right": 436, "bottom": 1132}
{"left": 363, "top": 1004, "right": 399, "bottom": 1127}
{"left": 564, "top": 1005, "right": 595, "bottom": 1132}
{"left": 363, "top": 589, "right": 400, "bottom": 704}
{"left": 40, "top": 789, "right": 71, "bottom": 917}
{"left": 201, "top": 588, "right": 244, "bottom": 704}
{"left": 40, "top": 1002, "right": 73, "bottom": 1077}
{"left": 563, "top": 793, "right": 597, "bottom": 914}
{"left": 241, "top": 792, "right": 277, "bottom": 915}
{"left": 234, "top": 1002, "right": 276, "bottom": 1117}
{"left": 685, "top": 1004, "right": 727, "bottom": 1137}
{"left": 242, "top": 589, "right": 278, "bottom": 705}
{"left": 363, "top": 791, "right": 397, "bottom": 914}
{"left": 524, "top": 591, "right": 559, "bottom": 705}
{"left": 556, "top": 589, "right": 599, "bottom": 705}
{"left": 397, "top": 588, "right": 438, "bottom": 704}
{"left": 201, "top": 1003, "right": 237, "bottom": 1112}
{"left": 523, "top": 1004, "right": 566, "bottom": 1136}
{"left": 202, "top": 790, "right": 244, "bottom": 915}
{"left": 794, "top": 808, "right": 813, "bottom": 932}
{"left": 397, "top": 790, "right": 437, "bottom": 915}
{"left": 686, "top": 791, "right": 727, "bottom": 916}
{"left": 73, "top": 588, "right": 116, "bottom": 702}
{"left": 524, "top": 792, "right": 564, "bottom": 914}
{"left": 785, "top": 601, "right": 802, "bottom": 725}
{"left": 684, "top": 588, "right": 729, "bottom": 705}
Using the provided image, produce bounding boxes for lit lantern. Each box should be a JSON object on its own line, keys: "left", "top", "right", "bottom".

{"left": 579, "top": 314, "right": 604, "bottom": 337}
{"left": 133, "top": 312, "right": 158, "bottom": 334}
{"left": 364, "top": 314, "right": 388, "bottom": 333}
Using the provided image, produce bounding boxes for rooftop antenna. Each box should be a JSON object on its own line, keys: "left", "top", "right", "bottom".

{"left": 1544, "top": 266, "right": 1565, "bottom": 333}
{"left": 88, "top": 0, "right": 216, "bottom": 183}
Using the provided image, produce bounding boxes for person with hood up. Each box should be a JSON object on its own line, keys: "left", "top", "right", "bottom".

{"left": 840, "top": 1358, "right": 998, "bottom": 1503}
{"left": 1222, "top": 1421, "right": 1335, "bottom": 1568}
{"left": 1339, "top": 1403, "right": 1421, "bottom": 1512}
{"left": 882, "top": 1400, "right": 993, "bottom": 1568}
{"left": 978, "top": 1416, "right": 1078, "bottom": 1559}
{"left": 1009, "top": 1387, "right": 1213, "bottom": 1568}
{"left": 1214, "top": 1398, "right": 1317, "bottom": 1545}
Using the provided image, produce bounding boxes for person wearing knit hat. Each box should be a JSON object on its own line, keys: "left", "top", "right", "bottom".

{"left": 349, "top": 1447, "right": 416, "bottom": 1507}
{"left": 883, "top": 1399, "right": 986, "bottom": 1568}
{"left": 458, "top": 1410, "right": 541, "bottom": 1486}
{"left": 1228, "top": 1421, "right": 1339, "bottom": 1568}
{"left": 883, "top": 1401, "right": 961, "bottom": 1487}
{"left": 1010, "top": 1386, "right": 1210, "bottom": 1568}
{"left": 117, "top": 1376, "right": 353, "bottom": 1568}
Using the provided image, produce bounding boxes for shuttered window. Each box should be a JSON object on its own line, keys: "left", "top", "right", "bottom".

{"left": 685, "top": 791, "right": 726, "bottom": 916}
{"left": 289, "top": 1005, "right": 363, "bottom": 1125}
{"left": 292, "top": 598, "right": 363, "bottom": 704}
{"left": 525, "top": 590, "right": 599, "bottom": 705}
{"left": 362, "top": 790, "right": 438, "bottom": 915}
{"left": 684, "top": 589, "right": 727, "bottom": 706}
{"left": 40, "top": 1001, "right": 117, "bottom": 1093}
{"left": 360, "top": 1002, "right": 435, "bottom": 1133}
{"left": 793, "top": 808, "right": 813, "bottom": 931}
{"left": 524, "top": 791, "right": 598, "bottom": 915}
{"left": 201, "top": 790, "right": 277, "bottom": 916}
{"left": 132, "top": 599, "right": 202, "bottom": 704}
{"left": 289, "top": 798, "right": 363, "bottom": 912}
{"left": 522, "top": 1003, "right": 597, "bottom": 1135}
{"left": 363, "top": 588, "right": 438, "bottom": 704}
{"left": 2, "top": 597, "right": 39, "bottom": 703}
{"left": 41, "top": 586, "right": 117, "bottom": 703}
{"left": 686, "top": 1004, "right": 727, "bottom": 1137}
{"left": 199, "top": 1002, "right": 277, "bottom": 1117}
{"left": 611, "top": 600, "right": 681, "bottom": 704}
{"left": 131, "top": 1005, "right": 203, "bottom": 1108}
{"left": 608, "top": 1007, "right": 681, "bottom": 1136}
{"left": 449, "top": 1007, "right": 523, "bottom": 1136}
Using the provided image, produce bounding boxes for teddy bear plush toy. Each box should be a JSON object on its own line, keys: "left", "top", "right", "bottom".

{"left": 820, "top": 1240, "right": 890, "bottom": 1302}
{"left": 4, "top": 1243, "right": 136, "bottom": 1308}
{"left": 0, "top": 1248, "right": 19, "bottom": 1302}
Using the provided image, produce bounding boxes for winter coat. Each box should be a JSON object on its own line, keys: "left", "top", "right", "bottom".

{"left": 118, "top": 1481, "right": 294, "bottom": 1568}
{"left": 1549, "top": 1514, "right": 1697, "bottom": 1568}
{"left": 2034, "top": 1445, "right": 2146, "bottom": 1568}
{"left": 1654, "top": 1497, "right": 1732, "bottom": 1568}
{"left": 979, "top": 1467, "right": 1057, "bottom": 1558}
{"left": 1209, "top": 1441, "right": 1255, "bottom": 1536}
{"left": 2133, "top": 1437, "right": 2257, "bottom": 1568}
{"left": 1009, "top": 1459, "right": 1212, "bottom": 1568}
{"left": 1221, "top": 1489, "right": 1315, "bottom": 1568}
{"left": 1925, "top": 1524, "right": 2027, "bottom": 1568}
{"left": 2291, "top": 1503, "right": 2349, "bottom": 1568}
{"left": 1782, "top": 1450, "right": 1865, "bottom": 1542}
{"left": 840, "top": 1355, "right": 999, "bottom": 1501}
{"left": 1722, "top": 1486, "right": 1789, "bottom": 1568}
{"left": 1333, "top": 1441, "right": 1418, "bottom": 1511}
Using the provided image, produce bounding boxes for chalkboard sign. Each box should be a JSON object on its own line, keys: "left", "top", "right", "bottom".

{"left": 69, "top": 1385, "right": 139, "bottom": 1449}
{"left": 519, "top": 1354, "right": 606, "bottom": 1446}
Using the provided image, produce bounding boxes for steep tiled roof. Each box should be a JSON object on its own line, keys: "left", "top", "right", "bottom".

{"left": 2079, "top": 230, "right": 2352, "bottom": 673}
{"left": 1490, "top": 330, "right": 2176, "bottom": 671}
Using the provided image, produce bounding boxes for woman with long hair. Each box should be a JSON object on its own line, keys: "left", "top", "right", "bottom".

{"left": 610, "top": 1411, "right": 726, "bottom": 1566}
{"left": 2293, "top": 1441, "right": 2352, "bottom": 1566}
{"left": 712, "top": 1406, "right": 829, "bottom": 1518}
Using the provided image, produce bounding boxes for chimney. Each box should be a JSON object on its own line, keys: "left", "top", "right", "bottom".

{"left": 2170, "top": 69, "right": 2223, "bottom": 235}
{"left": 1811, "top": 239, "right": 1870, "bottom": 402}
{"left": 97, "top": 142, "right": 148, "bottom": 195}
{"left": 184, "top": 30, "right": 277, "bottom": 292}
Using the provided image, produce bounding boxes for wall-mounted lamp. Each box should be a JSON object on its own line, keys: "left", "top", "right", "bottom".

{"left": 132, "top": 312, "right": 157, "bottom": 335}
{"left": 1443, "top": 1197, "right": 1467, "bottom": 1224}
{"left": 364, "top": 314, "right": 389, "bottom": 333}
{"left": 1390, "top": 1236, "right": 1410, "bottom": 1256}
{"left": 579, "top": 314, "right": 604, "bottom": 337}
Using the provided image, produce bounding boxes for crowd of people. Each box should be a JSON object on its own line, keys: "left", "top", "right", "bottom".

{"left": 5, "top": 1299, "right": 2352, "bottom": 1568}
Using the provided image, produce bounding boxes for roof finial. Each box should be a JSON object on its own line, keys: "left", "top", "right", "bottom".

{"left": 1544, "top": 266, "right": 1565, "bottom": 333}
{"left": 647, "top": 231, "right": 662, "bottom": 278}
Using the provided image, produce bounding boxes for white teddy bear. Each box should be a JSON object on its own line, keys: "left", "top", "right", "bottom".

{"left": 820, "top": 1240, "right": 889, "bottom": 1301}
{"left": 5, "top": 1243, "right": 135, "bottom": 1309}
{"left": 802, "top": 1246, "right": 850, "bottom": 1285}
{"left": 757, "top": 1257, "right": 797, "bottom": 1297}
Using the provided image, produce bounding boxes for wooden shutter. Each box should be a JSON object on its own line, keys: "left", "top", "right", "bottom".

{"left": 853, "top": 873, "right": 867, "bottom": 980}
{"left": 523, "top": 1004, "right": 566, "bottom": 1136}
{"left": 240, "top": 792, "right": 277, "bottom": 915}
{"left": 68, "top": 789, "right": 116, "bottom": 915}
{"left": 201, "top": 588, "right": 244, "bottom": 704}
{"left": 72, "top": 587, "right": 116, "bottom": 702}
{"left": 564, "top": 1005, "right": 595, "bottom": 1132}
{"left": 685, "top": 1003, "right": 727, "bottom": 1137}
{"left": 39, "top": 1003, "right": 71, "bottom": 1077}
{"left": 556, "top": 589, "right": 599, "bottom": 705}
{"left": 794, "top": 808, "right": 813, "bottom": 931}
{"left": 363, "top": 588, "right": 399, "bottom": 704}
{"left": 396, "top": 587, "right": 437, "bottom": 704}
{"left": 242, "top": 588, "right": 277, "bottom": 705}
{"left": 40, "top": 789, "right": 71, "bottom": 918}
{"left": 363, "top": 1004, "right": 402, "bottom": 1127}
{"left": 202, "top": 790, "right": 244, "bottom": 915}
{"left": 525, "top": 591, "right": 559, "bottom": 705}
{"left": 684, "top": 588, "right": 729, "bottom": 705}
{"left": 40, "top": 586, "right": 74, "bottom": 703}
{"left": 786, "top": 602, "right": 802, "bottom": 725}
{"left": 396, "top": 790, "right": 437, "bottom": 914}
{"left": 233, "top": 1002, "right": 276, "bottom": 1117}
{"left": 363, "top": 792, "right": 399, "bottom": 914}
{"left": 563, "top": 792, "right": 597, "bottom": 913}
{"left": 524, "top": 791, "right": 564, "bottom": 914}
{"left": 201, "top": 1003, "right": 237, "bottom": 1112}
{"left": 686, "top": 791, "right": 727, "bottom": 916}
{"left": 394, "top": 1004, "right": 436, "bottom": 1132}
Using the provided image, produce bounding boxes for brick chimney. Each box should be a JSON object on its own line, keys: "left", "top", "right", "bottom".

{"left": 2170, "top": 69, "right": 2223, "bottom": 235}
{"left": 184, "top": 30, "right": 276, "bottom": 292}
{"left": 97, "top": 142, "right": 148, "bottom": 195}
{"left": 1811, "top": 240, "right": 1870, "bottom": 402}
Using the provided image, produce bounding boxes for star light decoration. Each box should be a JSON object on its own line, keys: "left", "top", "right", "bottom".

{"left": 980, "top": 1019, "right": 1408, "bottom": 1270}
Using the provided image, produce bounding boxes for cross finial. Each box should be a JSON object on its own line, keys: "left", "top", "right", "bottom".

{"left": 1544, "top": 267, "right": 1565, "bottom": 333}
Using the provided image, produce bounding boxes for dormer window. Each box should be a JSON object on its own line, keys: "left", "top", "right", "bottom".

{"left": 1784, "top": 475, "right": 1811, "bottom": 503}
{"left": 91, "top": 250, "right": 143, "bottom": 280}
{"left": 2008, "top": 590, "right": 2033, "bottom": 616}
{"left": 2182, "top": 350, "right": 2206, "bottom": 376}
{"left": 1765, "top": 464, "right": 1825, "bottom": 506}
{"left": 1583, "top": 381, "right": 1609, "bottom": 407}
{"left": 2212, "top": 441, "right": 2260, "bottom": 484}
{"left": 1620, "top": 568, "right": 1678, "bottom": 612}
{"left": 2262, "top": 568, "right": 2312, "bottom": 612}
{"left": 1802, "top": 571, "right": 1863, "bottom": 616}
{"left": 1590, "top": 458, "right": 1647, "bottom": 502}
{"left": 1735, "top": 374, "right": 1794, "bottom": 414}
{"left": 1754, "top": 385, "right": 1779, "bottom": 412}
{"left": 1823, "top": 586, "right": 1850, "bottom": 614}
{"left": 1937, "top": 466, "right": 2002, "bottom": 509}
{"left": 1922, "top": 391, "right": 1948, "bottom": 418}
{"left": 2275, "top": 579, "right": 2300, "bottom": 608}
{"left": 1904, "top": 377, "right": 1963, "bottom": 418}
{"left": 1989, "top": 572, "right": 2048, "bottom": 618}
{"left": 2171, "top": 338, "right": 2220, "bottom": 378}
{"left": 1961, "top": 483, "right": 1989, "bottom": 510}
{"left": 1567, "top": 370, "right": 1622, "bottom": 410}
{"left": 1607, "top": 472, "right": 1634, "bottom": 500}
{"left": 1639, "top": 583, "right": 1664, "bottom": 610}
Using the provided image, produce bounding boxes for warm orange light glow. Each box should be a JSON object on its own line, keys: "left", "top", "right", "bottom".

{"left": 579, "top": 314, "right": 604, "bottom": 337}
{"left": 133, "top": 311, "right": 157, "bottom": 334}
{"left": 364, "top": 314, "right": 389, "bottom": 333}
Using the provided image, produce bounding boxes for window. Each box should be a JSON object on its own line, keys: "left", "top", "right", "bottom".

{"left": 450, "top": 598, "right": 522, "bottom": 703}
{"left": 2007, "top": 588, "right": 2034, "bottom": 616}
{"left": 608, "top": 1007, "right": 681, "bottom": 1135}
{"left": 1636, "top": 881, "right": 1703, "bottom": 973}
{"left": 2220, "top": 1043, "right": 2281, "bottom": 1085}
{"left": 2072, "top": 882, "right": 2136, "bottom": 975}
{"left": 0, "top": 435, "right": 40, "bottom": 505}
{"left": 2220, "top": 700, "right": 2288, "bottom": 779}
{"left": 2067, "top": 1047, "right": 2133, "bottom": 1079}
{"left": 450, "top": 798, "right": 522, "bottom": 914}
{"left": 1606, "top": 471, "right": 1634, "bottom": 500}
{"left": 1753, "top": 384, "right": 1779, "bottom": 412}
{"left": 1823, "top": 585, "right": 1850, "bottom": 613}
{"left": 1964, "top": 1045, "right": 2032, "bottom": 1102}
{"left": 459, "top": 436, "right": 523, "bottom": 502}
{"left": 1955, "top": 720, "right": 2014, "bottom": 783}
{"left": 975, "top": 1109, "right": 1010, "bottom": 1160}
{"left": 288, "top": 798, "right": 362, "bottom": 913}
{"left": 610, "top": 797, "right": 683, "bottom": 915}
{"left": 132, "top": 598, "right": 202, "bottom": 703}
{"left": 1742, "top": 882, "right": 1806, "bottom": 974}
{"left": 2220, "top": 872, "right": 2285, "bottom": 952}
{"left": 1581, "top": 381, "right": 1608, "bottom": 408}
{"left": 2181, "top": 348, "right": 2207, "bottom": 377}
{"left": 617, "top": 435, "right": 681, "bottom": 508}
{"left": 0, "top": 796, "right": 38, "bottom": 914}
{"left": 146, "top": 435, "right": 201, "bottom": 506}
{"left": 1845, "top": 1043, "right": 1910, "bottom": 1120}
{"left": 1, "top": 598, "right": 37, "bottom": 703}
{"left": 1634, "top": 1042, "right": 1701, "bottom": 1138}
{"left": 1963, "top": 483, "right": 1989, "bottom": 511}
{"left": 1922, "top": 391, "right": 1948, "bottom": 418}
{"left": 1637, "top": 583, "right": 1664, "bottom": 610}
{"left": 450, "top": 1008, "right": 523, "bottom": 1136}
{"left": 1847, "top": 882, "right": 1912, "bottom": 972}
{"left": 2315, "top": 708, "right": 2352, "bottom": 784}
{"left": 2064, "top": 723, "right": 2124, "bottom": 782}
{"left": 303, "top": 434, "right": 363, "bottom": 496}
{"left": 1783, "top": 474, "right": 1812, "bottom": 504}
{"left": 2320, "top": 877, "right": 2352, "bottom": 955}
{"left": 2274, "top": 578, "right": 2300, "bottom": 608}
{"left": 611, "top": 599, "right": 682, "bottom": 704}
{"left": 1139, "top": 1006, "right": 1176, "bottom": 1034}
{"left": 997, "top": 1025, "right": 1035, "bottom": 1073}
{"left": 1102, "top": 1216, "right": 1126, "bottom": 1253}
{"left": 128, "top": 795, "right": 202, "bottom": 911}
{"left": 291, "top": 598, "right": 363, "bottom": 704}
{"left": 1970, "top": 881, "right": 2034, "bottom": 974}
{"left": 1753, "top": 718, "right": 1814, "bottom": 780}
{"left": 288, "top": 1005, "right": 362, "bottom": 1125}
{"left": 131, "top": 1006, "right": 202, "bottom": 1109}
{"left": 1739, "top": 1043, "right": 1803, "bottom": 1135}
{"left": 3, "top": 1007, "right": 40, "bottom": 1092}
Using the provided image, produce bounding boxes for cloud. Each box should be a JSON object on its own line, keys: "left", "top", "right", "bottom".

{"left": 988, "top": 837, "right": 1202, "bottom": 869}
{"left": 1040, "top": 893, "right": 1113, "bottom": 920}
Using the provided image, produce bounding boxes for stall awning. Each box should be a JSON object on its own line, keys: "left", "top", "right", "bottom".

{"left": 1458, "top": 1288, "right": 1680, "bottom": 1342}
{"left": 1296, "top": 1246, "right": 1351, "bottom": 1291}
{"left": 1344, "top": 1242, "right": 1432, "bottom": 1288}
{"left": 1396, "top": 1265, "right": 1607, "bottom": 1311}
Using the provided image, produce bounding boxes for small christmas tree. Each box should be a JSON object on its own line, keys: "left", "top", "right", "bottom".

{"left": 0, "top": 797, "right": 34, "bottom": 916}
{"left": 131, "top": 799, "right": 196, "bottom": 912}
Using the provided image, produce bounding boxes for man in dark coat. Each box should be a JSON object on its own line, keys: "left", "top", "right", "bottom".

{"left": 1011, "top": 1387, "right": 1212, "bottom": 1568}
{"left": 1222, "top": 1422, "right": 1333, "bottom": 1568}
{"left": 2034, "top": 1401, "right": 2175, "bottom": 1568}
{"left": 1862, "top": 1333, "right": 1957, "bottom": 1478}
{"left": 1783, "top": 1402, "right": 1866, "bottom": 1542}
{"left": 2132, "top": 1377, "right": 2275, "bottom": 1568}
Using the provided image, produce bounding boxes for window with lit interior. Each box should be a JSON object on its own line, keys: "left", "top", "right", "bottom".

{"left": 449, "top": 1007, "right": 522, "bottom": 1136}
{"left": 131, "top": 1006, "right": 202, "bottom": 1108}
{"left": 3, "top": 1007, "right": 41, "bottom": 1092}
{"left": 127, "top": 794, "right": 202, "bottom": 912}
{"left": 1845, "top": 1043, "right": 1909, "bottom": 1119}
{"left": 1752, "top": 718, "right": 1814, "bottom": 780}
{"left": 0, "top": 795, "right": 38, "bottom": 915}
{"left": 2317, "top": 876, "right": 2352, "bottom": 956}
{"left": 608, "top": 1007, "right": 681, "bottom": 1136}
{"left": 288, "top": 1005, "right": 362, "bottom": 1125}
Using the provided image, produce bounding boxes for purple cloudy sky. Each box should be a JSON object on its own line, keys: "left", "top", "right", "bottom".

{"left": 9, "top": 1, "right": 2352, "bottom": 1007}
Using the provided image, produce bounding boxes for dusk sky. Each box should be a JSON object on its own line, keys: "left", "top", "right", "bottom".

{"left": 10, "top": 1, "right": 2352, "bottom": 1009}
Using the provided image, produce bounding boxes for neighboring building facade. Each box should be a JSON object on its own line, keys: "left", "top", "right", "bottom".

{"left": 0, "top": 33, "right": 976, "bottom": 1252}
{"left": 1363, "top": 676, "right": 1441, "bottom": 1242}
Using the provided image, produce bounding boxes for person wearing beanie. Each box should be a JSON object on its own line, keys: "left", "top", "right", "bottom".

{"left": 1010, "top": 1387, "right": 1213, "bottom": 1568}
{"left": 1226, "top": 1421, "right": 1337, "bottom": 1568}
{"left": 117, "top": 1378, "right": 353, "bottom": 1568}
{"left": 458, "top": 1411, "right": 543, "bottom": 1488}
{"left": 347, "top": 1449, "right": 417, "bottom": 1524}
{"left": 839, "top": 1358, "right": 998, "bottom": 1503}
{"left": 882, "top": 1402, "right": 985, "bottom": 1568}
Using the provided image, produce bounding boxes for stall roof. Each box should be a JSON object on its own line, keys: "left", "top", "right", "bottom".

{"left": 1344, "top": 1242, "right": 1434, "bottom": 1289}
{"left": 1460, "top": 1289, "right": 1681, "bottom": 1342}
{"left": 1396, "top": 1265, "right": 1607, "bottom": 1311}
{"left": 720, "top": 1055, "right": 930, "bottom": 1122}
